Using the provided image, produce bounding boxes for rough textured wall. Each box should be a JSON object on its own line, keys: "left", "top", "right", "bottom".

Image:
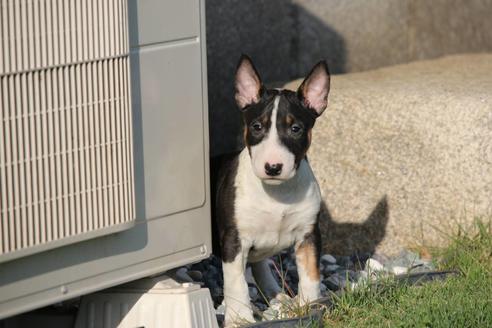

{"left": 206, "top": 0, "right": 492, "bottom": 156}
{"left": 284, "top": 54, "right": 492, "bottom": 255}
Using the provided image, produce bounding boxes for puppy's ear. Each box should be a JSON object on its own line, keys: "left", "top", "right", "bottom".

{"left": 297, "top": 60, "right": 330, "bottom": 116}
{"left": 235, "top": 54, "right": 263, "bottom": 109}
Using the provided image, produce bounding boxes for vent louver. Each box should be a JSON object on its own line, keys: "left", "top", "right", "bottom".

{"left": 0, "top": 0, "right": 134, "bottom": 261}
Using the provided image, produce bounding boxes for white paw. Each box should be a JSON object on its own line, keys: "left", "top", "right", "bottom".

{"left": 224, "top": 303, "right": 254, "bottom": 327}
{"left": 298, "top": 283, "right": 320, "bottom": 305}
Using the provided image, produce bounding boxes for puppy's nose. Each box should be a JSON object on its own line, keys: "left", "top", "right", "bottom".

{"left": 264, "top": 162, "right": 283, "bottom": 176}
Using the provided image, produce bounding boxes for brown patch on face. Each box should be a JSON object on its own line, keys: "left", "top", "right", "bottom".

{"left": 243, "top": 126, "right": 248, "bottom": 144}
{"left": 260, "top": 114, "right": 269, "bottom": 126}
{"left": 296, "top": 241, "right": 320, "bottom": 281}
{"left": 285, "top": 114, "right": 294, "bottom": 126}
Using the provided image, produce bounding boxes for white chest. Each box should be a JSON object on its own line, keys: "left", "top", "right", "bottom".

{"left": 234, "top": 150, "right": 321, "bottom": 262}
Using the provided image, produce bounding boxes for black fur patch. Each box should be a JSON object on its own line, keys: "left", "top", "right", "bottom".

{"left": 242, "top": 89, "right": 278, "bottom": 150}
{"left": 241, "top": 89, "right": 317, "bottom": 167}
{"left": 211, "top": 152, "right": 242, "bottom": 263}
{"left": 276, "top": 91, "right": 317, "bottom": 167}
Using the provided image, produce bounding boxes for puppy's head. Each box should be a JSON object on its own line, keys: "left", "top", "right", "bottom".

{"left": 235, "top": 55, "right": 330, "bottom": 185}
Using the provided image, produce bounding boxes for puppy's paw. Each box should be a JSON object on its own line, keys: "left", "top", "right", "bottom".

{"left": 298, "top": 283, "right": 321, "bottom": 306}
{"left": 224, "top": 304, "right": 254, "bottom": 328}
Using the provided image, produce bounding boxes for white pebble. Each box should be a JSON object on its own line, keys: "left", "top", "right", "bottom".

{"left": 215, "top": 303, "right": 226, "bottom": 315}
{"left": 263, "top": 307, "right": 279, "bottom": 321}
{"left": 349, "top": 281, "right": 359, "bottom": 291}
{"left": 358, "top": 270, "right": 369, "bottom": 281}
{"left": 365, "top": 258, "right": 385, "bottom": 272}
{"left": 392, "top": 266, "right": 408, "bottom": 275}
{"left": 274, "top": 292, "right": 291, "bottom": 303}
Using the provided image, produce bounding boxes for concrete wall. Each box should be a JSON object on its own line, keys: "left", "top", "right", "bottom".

{"left": 206, "top": 0, "right": 492, "bottom": 155}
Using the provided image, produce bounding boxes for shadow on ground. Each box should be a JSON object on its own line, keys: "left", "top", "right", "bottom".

{"left": 319, "top": 196, "right": 389, "bottom": 256}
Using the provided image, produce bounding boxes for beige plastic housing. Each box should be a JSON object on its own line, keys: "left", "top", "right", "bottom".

{"left": 0, "top": 0, "right": 211, "bottom": 320}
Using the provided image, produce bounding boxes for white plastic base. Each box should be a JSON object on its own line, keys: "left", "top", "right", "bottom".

{"left": 74, "top": 274, "right": 218, "bottom": 328}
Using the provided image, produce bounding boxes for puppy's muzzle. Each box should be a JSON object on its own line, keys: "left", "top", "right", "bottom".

{"left": 264, "top": 162, "right": 283, "bottom": 176}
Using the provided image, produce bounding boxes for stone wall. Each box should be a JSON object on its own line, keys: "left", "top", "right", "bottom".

{"left": 284, "top": 54, "right": 492, "bottom": 255}
{"left": 206, "top": 0, "right": 492, "bottom": 155}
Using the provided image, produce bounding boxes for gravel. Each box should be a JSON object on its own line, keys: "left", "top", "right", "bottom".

{"left": 172, "top": 247, "right": 436, "bottom": 323}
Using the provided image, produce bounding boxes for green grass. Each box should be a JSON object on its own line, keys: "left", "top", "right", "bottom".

{"left": 323, "top": 219, "right": 492, "bottom": 328}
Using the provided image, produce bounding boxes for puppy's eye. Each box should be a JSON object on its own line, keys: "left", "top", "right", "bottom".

{"left": 291, "top": 124, "right": 302, "bottom": 134}
{"left": 251, "top": 122, "right": 263, "bottom": 131}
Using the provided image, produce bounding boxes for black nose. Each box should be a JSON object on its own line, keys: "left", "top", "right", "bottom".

{"left": 264, "top": 163, "right": 283, "bottom": 176}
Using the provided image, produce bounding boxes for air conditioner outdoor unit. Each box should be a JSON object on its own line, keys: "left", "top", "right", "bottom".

{"left": 0, "top": 0, "right": 211, "bottom": 321}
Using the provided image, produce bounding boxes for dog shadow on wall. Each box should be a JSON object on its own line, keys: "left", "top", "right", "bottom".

{"left": 206, "top": 0, "right": 347, "bottom": 156}
{"left": 319, "top": 196, "right": 389, "bottom": 256}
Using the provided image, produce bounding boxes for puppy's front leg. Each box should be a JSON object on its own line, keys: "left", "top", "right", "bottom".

{"left": 223, "top": 243, "right": 254, "bottom": 326}
{"left": 295, "top": 223, "right": 321, "bottom": 304}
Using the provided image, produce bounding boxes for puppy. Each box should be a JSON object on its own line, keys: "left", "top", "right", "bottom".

{"left": 214, "top": 55, "right": 330, "bottom": 326}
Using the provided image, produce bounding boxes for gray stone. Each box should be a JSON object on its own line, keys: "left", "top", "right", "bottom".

{"left": 324, "top": 274, "right": 348, "bottom": 291}
{"left": 323, "top": 264, "right": 340, "bottom": 274}
{"left": 285, "top": 54, "right": 492, "bottom": 256}
{"left": 187, "top": 270, "right": 203, "bottom": 282}
{"left": 175, "top": 267, "right": 193, "bottom": 283}
{"left": 321, "top": 254, "right": 337, "bottom": 265}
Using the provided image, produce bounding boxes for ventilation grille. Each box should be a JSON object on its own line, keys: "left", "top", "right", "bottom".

{"left": 0, "top": 0, "right": 128, "bottom": 75}
{"left": 0, "top": 0, "right": 134, "bottom": 260}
